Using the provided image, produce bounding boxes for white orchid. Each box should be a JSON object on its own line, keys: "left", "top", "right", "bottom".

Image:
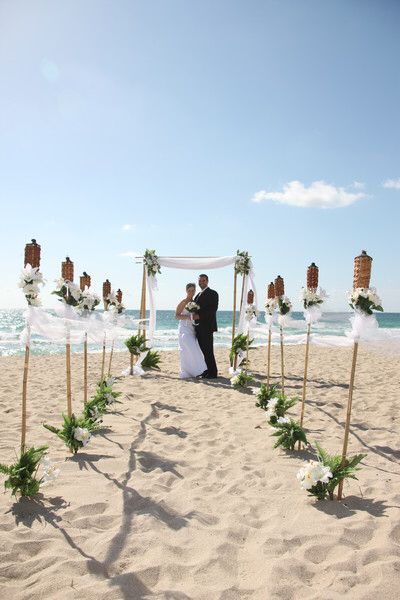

{"left": 265, "top": 397, "right": 279, "bottom": 421}
{"left": 41, "top": 455, "right": 60, "bottom": 486}
{"left": 245, "top": 304, "right": 258, "bottom": 321}
{"left": 296, "top": 460, "right": 333, "bottom": 490}
{"left": 349, "top": 287, "right": 383, "bottom": 314}
{"left": 301, "top": 287, "right": 328, "bottom": 308}
{"left": 276, "top": 416, "right": 290, "bottom": 424}
{"left": 19, "top": 264, "right": 44, "bottom": 306}
{"left": 73, "top": 427, "right": 91, "bottom": 446}
{"left": 78, "top": 288, "right": 100, "bottom": 312}
{"left": 106, "top": 376, "right": 116, "bottom": 387}
{"left": 105, "top": 393, "right": 115, "bottom": 405}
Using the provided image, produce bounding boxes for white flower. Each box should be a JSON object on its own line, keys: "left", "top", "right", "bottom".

{"left": 265, "top": 298, "right": 277, "bottom": 314}
{"left": 68, "top": 282, "right": 82, "bottom": 302}
{"left": 277, "top": 416, "right": 290, "bottom": 424}
{"left": 54, "top": 277, "right": 66, "bottom": 290}
{"left": 265, "top": 397, "right": 279, "bottom": 420}
{"left": 106, "top": 377, "right": 115, "bottom": 387}
{"left": 89, "top": 406, "right": 100, "bottom": 418}
{"left": 41, "top": 455, "right": 60, "bottom": 486}
{"left": 245, "top": 304, "right": 258, "bottom": 321}
{"left": 73, "top": 427, "right": 91, "bottom": 446}
{"left": 297, "top": 460, "right": 333, "bottom": 490}
{"left": 230, "top": 375, "right": 239, "bottom": 387}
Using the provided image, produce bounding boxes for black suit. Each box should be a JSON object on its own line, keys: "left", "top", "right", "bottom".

{"left": 194, "top": 287, "right": 219, "bottom": 378}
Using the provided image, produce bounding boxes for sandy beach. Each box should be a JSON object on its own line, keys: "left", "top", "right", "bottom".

{"left": 0, "top": 344, "right": 399, "bottom": 600}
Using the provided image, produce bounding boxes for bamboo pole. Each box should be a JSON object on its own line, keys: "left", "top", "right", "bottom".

{"left": 232, "top": 269, "right": 237, "bottom": 344}
{"left": 234, "top": 275, "right": 246, "bottom": 371}
{"left": 130, "top": 352, "right": 134, "bottom": 376}
{"left": 298, "top": 322, "right": 311, "bottom": 449}
{"left": 337, "top": 341, "right": 359, "bottom": 500}
{"left": 138, "top": 263, "right": 146, "bottom": 336}
{"left": 83, "top": 333, "right": 88, "bottom": 405}
{"left": 279, "top": 325, "right": 285, "bottom": 395}
{"left": 21, "top": 325, "right": 31, "bottom": 452}
{"left": 108, "top": 340, "right": 114, "bottom": 377}
{"left": 267, "top": 326, "right": 272, "bottom": 389}
{"left": 66, "top": 341, "right": 72, "bottom": 418}
{"left": 245, "top": 331, "right": 250, "bottom": 374}
{"left": 100, "top": 332, "right": 106, "bottom": 381}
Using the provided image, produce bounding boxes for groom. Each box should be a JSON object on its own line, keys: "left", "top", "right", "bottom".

{"left": 193, "top": 274, "right": 219, "bottom": 379}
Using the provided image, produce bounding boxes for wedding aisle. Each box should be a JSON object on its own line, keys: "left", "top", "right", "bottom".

{"left": 1, "top": 346, "right": 399, "bottom": 599}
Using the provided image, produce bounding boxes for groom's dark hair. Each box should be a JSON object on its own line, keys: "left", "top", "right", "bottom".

{"left": 199, "top": 274, "right": 209, "bottom": 281}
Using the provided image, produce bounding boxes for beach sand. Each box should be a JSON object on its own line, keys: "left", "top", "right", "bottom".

{"left": 0, "top": 344, "right": 399, "bottom": 599}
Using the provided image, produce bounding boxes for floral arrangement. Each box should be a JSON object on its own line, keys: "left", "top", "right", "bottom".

{"left": 229, "top": 333, "right": 253, "bottom": 367}
{"left": 19, "top": 264, "right": 44, "bottom": 306}
{"left": 78, "top": 288, "right": 100, "bottom": 312}
{"left": 230, "top": 370, "right": 255, "bottom": 389}
{"left": 107, "top": 291, "right": 125, "bottom": 314}
{"left": 144, "top": 249, "right": 161, "bottom": 276}
{"left": 271, "top": 419, "right": 308, "bottom": 450}
{"left": 44, "top": 413, "right": 98, "bottom": 454}
{"left": 264, "top": 394, "right": 298, "bottom": 425}
{"left": 52, "top": 278, "right": 83, "bottom": 306}
{"left": 265, "top": 298, "right": 277, "bottom": 316}
{"left": 349, "top": 288, "right": 383, "bottom": 316}
{"left": 235, "top": 250, "right": 251, "bottom": 275}
{"left": 83, "top": 377, "right": 122, "bottom": 423}
{"left": 0, "top": 445, "right": 49, "bottom": 497}
{"left": 297, "top": 443, "right": 366, "bottom": 500}
{"left": 40, "top": 454, "right": 61, "bottom": 487}
{"left": 253, "top": 383, "right": 279, "bottom": 410}
{"left": 125, "top": 334, "right": 149, "bottom": 356}
{"left": 185, "top": 301, "right": 200, "bottom": 314}
{"left": 277, "top": 296, "right": 292, "bottom": 316}
{"left": 302, "top": 287, "right": 327, "bottom": 309}
{"left": 245, "top": 304, "right": 258, "bottom": 321}
{"left": 141, "top": 350, "right": 162, "bottom": 370}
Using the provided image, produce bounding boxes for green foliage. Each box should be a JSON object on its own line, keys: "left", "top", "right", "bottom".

{"left": 231, "top": 371, "right": 255, "bottom": 390}
{"left": 255, "top": 384, "right": 279, "bottom": 409}
{"left": 0, "top": 445, "right": 48, "bottom": 497}
{"left": 278, "top": 297, "right": 291, "bottom": 315}
{"left": 234, "top": 250, "right": 251, "bottom": 275}
{"left": 44, "top": 413, "right": 98, "bottom": 454}
{"left": 349, "top": 295, "right": 383, "bottom": 316}
{"left": 229, "top": 333, "right": 253, "bottom": 367}
{"left": 83, "top": 378, "right": 122, "bottom": 424}
{"left": 141, "top": 350, "right": 161, "bottom": 370}
{"left": 272, "top": 419, "right": 308, "bottom": 451}
{"left": 270, "top": 395, "right": 299, "bottom": 421}
{"left": 125, "top": 334, "right": 149, "bottom": 356}
{"left": 308, "top": 443, "right": 366, "bottom": 500}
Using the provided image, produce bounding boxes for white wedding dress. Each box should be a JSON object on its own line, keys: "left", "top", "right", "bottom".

{"left": 178, "top": 310, "right": 207, "bottom": 379}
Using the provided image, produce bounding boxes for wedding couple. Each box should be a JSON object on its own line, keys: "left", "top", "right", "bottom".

{"left": 175, "top": 274, "right": 218, "bottom": 379}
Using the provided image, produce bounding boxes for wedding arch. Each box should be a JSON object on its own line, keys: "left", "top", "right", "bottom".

{"left": 134, "top": 251, "right": 258, "bottom": 347}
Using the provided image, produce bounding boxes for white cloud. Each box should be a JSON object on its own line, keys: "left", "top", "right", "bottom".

{"left": 122, "top": 223, "right": 134, "bottom": 231}
{"left": 383, "top": 178, "right": 400, "bottom": 190}
{"left": 251, "top": 180, "right": 366, "bottom": 209}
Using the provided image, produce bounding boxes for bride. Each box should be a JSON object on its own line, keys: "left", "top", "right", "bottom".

{"left": 176, "top": 283, "right": 207, "bottom": 379}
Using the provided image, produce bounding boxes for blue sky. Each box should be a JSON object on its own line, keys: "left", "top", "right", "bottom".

{"left": 1, "top": 0, "right": 399, "bottom": 311}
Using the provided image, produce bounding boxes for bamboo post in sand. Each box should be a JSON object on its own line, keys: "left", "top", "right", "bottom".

{"left": 21, "top": 239, "right": 41, "bottom": 451}
{"left": 80, "top": 273, "right": 91, "bottom": 405}
{"left": 108, "top": 340, "right": 114, "bottom": 377}
{"left": 245, "top": 289, "right": 254, "bottom": 374}
{"left": 275, "top": 275, "right": 286, "bottom": 395}
{"left": 298, "top": 262, "right": 319, "bottom": 449}
{"left": 233, "top": 274, "right": 246, "bottom": 371}
{"left": 266, "top": 282, "right": 275, "bottom": 389}
{"left": 139, "top": 264, "right": 146, "bottom": 337}
{"left": 100, "top": 332, "right": 106, "bottom": 381}
{"left": 61, "top": 257, "right": 74, "bottom": 417}
{"left": 232, "top": 269, "right": 237, "bottom": 345}
{"left": 337, "top": 250, "right": 373, "bottom": 500}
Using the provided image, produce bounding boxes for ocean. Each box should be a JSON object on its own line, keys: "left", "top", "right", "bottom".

{"left": 1, "top": 309, "right": 400, "bottom": 357}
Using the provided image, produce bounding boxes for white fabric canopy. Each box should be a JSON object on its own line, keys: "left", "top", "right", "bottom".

{"left": 144, "top": 255, "right": 257, "bottom": 345}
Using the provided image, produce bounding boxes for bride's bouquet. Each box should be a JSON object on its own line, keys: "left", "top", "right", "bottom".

{"left": 185, "top": 301, "right": 200, "bottom": 314}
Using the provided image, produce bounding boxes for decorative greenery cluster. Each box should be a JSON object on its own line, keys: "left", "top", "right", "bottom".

{"left": 297, "top": 443, "right": 366, "bottom": 500}
{"left": 83, "top": 377, "right": 122, "bottom": 424}
{"left": 267, "top": 395, "right": 299, "bottom": 425}
{"left": 0, "top": 445, "right": 48, "bottom": 497}
{"left": 141, "top": 350, "right": 162, "bottom": 370}
{"left": 254, "top": 384, "right": 279, "bottom": 410}
{"left": 231, "top": 370, "right": 255, "bottom": 390}
{"left": 144, "top": 249, "right": 161, "bottom": 276}
{"left": 278, "top": 296, "right": 292, "bottom": 315}
{"left": 229, "top": 333, "right": 253, "bottom": 367}
{"left": 349, "top": 288, "right": 383, "bottom": 316}
{"left": 125, "top": 334, "right": 149, "bottom": 356}
{"left": 44, "top": 414, "right": 98, "bottom": 454}
{"left": 272, "top": 420, "right": 308, "bottom": 450}
{"left": 235, "top": 250, "right": 251, "bottom": 275}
